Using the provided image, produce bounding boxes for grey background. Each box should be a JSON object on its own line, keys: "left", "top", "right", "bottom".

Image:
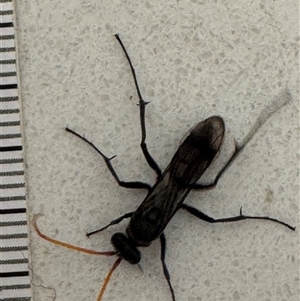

{"left": 15, "top": 1, "right": 299, "bottom": 301}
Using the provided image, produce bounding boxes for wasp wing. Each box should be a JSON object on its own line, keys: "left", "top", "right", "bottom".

{"left": 127, "top": 116, "right": 225, "bottom": 245}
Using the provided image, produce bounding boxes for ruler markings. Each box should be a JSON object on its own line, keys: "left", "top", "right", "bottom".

{"left": 1, "top": 174, "right": 24, "bottom": 183}
{"left": 0, "top": 42, "right": 15, "bottom": 52}
{"left": 1, "top": 231, "right": 28, "bottom": 240}
{"left": 1, "top": 288, "right": 31, "bottom": 301}
{"left": 0, "top": 34, "right": 14, "bottom": 40}
{"left": 1, "top": 296, "right": 31, "bottom": 301}
{"left": 0, "top": 47, "right": 15, "bottom": 54}
{"left": 0, "top": 159, "right": 23, "bottom": 168}
{"left": 0, "top": 100, "right": 19, "bottom": 108}
{"left": 0, "top": 170, "right": 24, "bottom": 179}
{"left": 1, "top": 278, "right": 31, "bottom": 292}
{"left": 1, "top": 284, "right": 31, "bottom": 290}
{"left": 0, "top": 132, "right": 22, "bottom": 139}
{"left": 0, "top": 23, "right": 14, "bottom": 28}
{"left": 1, "top": 262, "right": 29, "bottom": 273}
{"left": 0, "top": 26, "right": 14, "bottom": 34}
{"left": 0, "top": 202, "right": 26, "bottom": 211}
{"left": 0, "top": 75, "right": 18, "bottom": 83}
{"left": 0, "top": 183, "right": 25, "bottom": 189}
{"left": 0, "top": 131, "right": 21, "bottom": 138}
{"left": 0, "top": 246, "right": 28, "bottom": 253}
{"left": 0, "top": 163, "right": 23, "bottom": 173}
{"left": 0, "top": 138, "right": 21, "bottom": 148}
{"left": 0, "top": 109, "right": 20, "bottom": 113}
{"left": 1, "top": 113, "right": 20, "bottom": 121}
{"left": 0, "top": 121, "right": 21, "bottom": 127}
{"left": 0, "top": 71, "right": 17, "bottom": 77}
{"left": 0, "top": 59, "right": 16, "bottom": 65}
{"left": 0, "top": 93, "right": 19, "bottom": 102}
{"left": 1, "top": 187, "right": 26, "bottom": 198}
{"left": 0, "top": 45, "right": 15, "bottom": 53}
{"left": 0, "top": 195, "right": 26, "bottom": 201}
{"left": 0, "top": 158, "right": 24, "bottom": 170}
{"left": 1, "top": 233, "right": 28, "bottom": 240}
{"left": 1, "top": 244, "right": 28, "bottom": 252}
{"left": 0, "top": 88, "right": 18, "bottom": 97}
{"left": 0, "top": 146, "right": 22, "bottom": 152}
{"left": 2, "top": 226, "right": 28, "bottom": 237}
{"left": 0, "top": 271, "right": 29, "bottom": 278}
{"left": 1, "top": 201, "right": 27, "bottom": 211}
{"left": 0, "top": 33, "right": 15, "bottom": 42}
{"left": 1, "top": 143, "right": 23, "bottom": 150}
{"left": 0, "top": 150, "right": 23, "bottom": 158}
{"left": 1, "top": 114, "right": 21, "bottom": 122}
{"left": 0, "top": 34, "right": 14, "bottom": 39}
{"left": 0, "top": 170, "right": 24, "bottom": 176}
{"left": 0, "top": 160, "right": 23, "bottom": 166}
{"left": 1, "top": 63, "right": 17, "bottom": 72}
{"left": 1, "top": 125, "right": 21, "bottom": 134}
{"left": 0, "top": 16, "right": 13, "bottom": 24}
{"left": 0, "top": 77, "right": 18, "bottom": 85}
{"left": 1, "top": 294, "right": 31, "bottom": 301}
{"left": 1, "top": 238, "right": 28, "bottom": 249}
{"left": 0, "top": 102, "right": 20, "bottom": 111}
{"left": 0, "top": 9, "right": 13, "bottom": 16}
{"left": 1, "top": 219, "right": 27, "bottom": 226}
{"left": 0, "top": 2, "right": 14, "bottom": 9}
{"left": 2, "top": 250, "right": 28, "bottom": 260}
{"left": 1, "top": 208, "right": 26, "bottom": 214}
{"left": 1, "top": 98, "right": 19, "bottom": 106}
{"left": 1, "top": 293, "right": 31, "bottom": 301}
{"left": 1, "top": 211, "right": 27, "bottom": 221}
{"left": 1, "top": 286, "right": 31, "bottom": 301}
{"left": 0, "top": 222, "right": 28, "bottom": 231}
{"left": 1, "top": 227, "right": 27, "bottom": 237}
{"left": 1, "top": 3, "right": 31, "bottom": 301}
{"left": 0, "top": 83, "right": 17, "bottom": 89}
{"left": 0, "top": 95, "right": 18, "bottom": 101}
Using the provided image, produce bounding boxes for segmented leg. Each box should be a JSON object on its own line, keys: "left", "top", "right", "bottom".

{"left": 66, "top": 128, "right": 151, "bottom": 191}
{"left": 191, "top": 91, "right": 291, "bottom": 190}
{"left": 86, "top": 212, "right": 134, "bottom": 237}
{"left": 190, "top": 140, "right": 240, "bottom": 190}
{"left": 115, "top": 34, "right": 162, "bottom": 178}
{"left": 160, "top": 233, "right": 176, "bottom": 301}
{"left": 181, "top": 204, "right": 295, "bottom": 231}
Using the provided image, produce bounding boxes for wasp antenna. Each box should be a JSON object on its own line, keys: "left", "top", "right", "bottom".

{"left": 97, "top": 257, "right": 122, "bottom": 301}
{"left": 33, "top": 214, "right": 116, "bottom": 256}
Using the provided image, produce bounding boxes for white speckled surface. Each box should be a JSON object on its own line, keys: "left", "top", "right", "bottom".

{"left": 15, "top": 1, "right": 298, "bottom": 301}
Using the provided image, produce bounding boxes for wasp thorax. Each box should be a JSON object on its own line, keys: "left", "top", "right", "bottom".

{"left": 111, "top": 232, "right": 141, "bottom": 264}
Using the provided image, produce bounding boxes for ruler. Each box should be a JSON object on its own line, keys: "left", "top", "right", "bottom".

{"left": 1, "top": 1, "right": 31, "bottom": 301}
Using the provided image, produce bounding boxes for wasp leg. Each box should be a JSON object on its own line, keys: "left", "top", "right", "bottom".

{"left": 139, "top": 97, "right": 162, "bottom": 178}
{"left": 115, "top": 34, "right": 162, "bottom": 178}
{"left": 160, "top": 233, "right": 176, "bottom": 301}
{"left": 190, "top": 141, "right": 241, "bottom": 190}
{"left": 87, "top": 212, "right": 134, "bottom": 237}
{"left": 181, "top": 204, "right": 295, "bottom": 231}
{"left": 66, "top": 128, "right": 151, "bottom": 191}
{"left": 192, "top": 92, "right": 291, "bottom": 191}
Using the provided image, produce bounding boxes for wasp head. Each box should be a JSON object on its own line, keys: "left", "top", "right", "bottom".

{"left": 111, "top": 232, "right": 141, "bottom": 264}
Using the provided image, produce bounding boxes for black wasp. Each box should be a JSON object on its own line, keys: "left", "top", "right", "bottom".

{"left": 34, "top": 34, "right": 295, "bottom": 301}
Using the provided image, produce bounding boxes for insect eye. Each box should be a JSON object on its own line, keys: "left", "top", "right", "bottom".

{"left": 111, "top": 232, "right": 141, "bottom": 264}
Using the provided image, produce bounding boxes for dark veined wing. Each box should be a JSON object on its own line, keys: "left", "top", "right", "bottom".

{"left": 127, "top": 116, "right": 225, "bottom": 245}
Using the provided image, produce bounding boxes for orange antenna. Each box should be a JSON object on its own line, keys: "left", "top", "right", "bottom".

{"left": 32, "top": 214, "right": 116, "bottom": 256}
{"left": 97, "top": 257, "right": 122, "bottom": 301}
